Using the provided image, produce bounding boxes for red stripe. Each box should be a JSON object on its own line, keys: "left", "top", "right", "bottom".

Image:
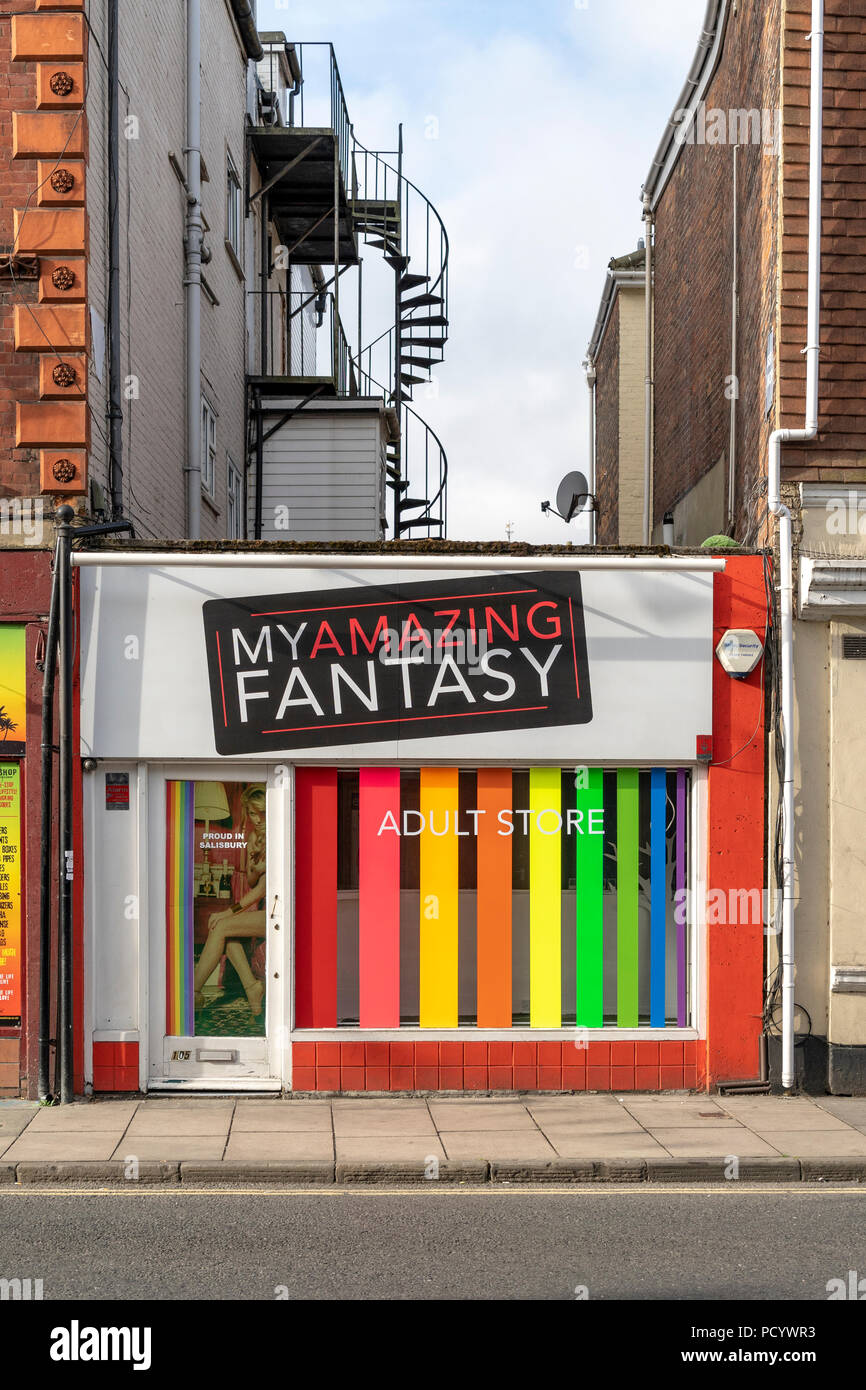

{"left": 568, "top": 598, "right": 580, "bottom": 699}
{"left": 251, "top": 588, "right": 538, "bottom": 618}
{"left": 216, "top": 631, "right": 228, "bottom": 726}
{"left": 294, "top": 769, "right": 338, "bottom": 1028}
{"left": 263, "top": 705, "right": 547, "bottom": 736}
{"left": 476, "top": 770, "right": 513, "bottom": 1027}
{"left": 358, "top": 768, "right": 401, "bottom": 1027}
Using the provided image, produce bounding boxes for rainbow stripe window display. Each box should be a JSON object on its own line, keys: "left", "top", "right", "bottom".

{"left": 294, "top": 767, "right": 691, "bottom": 1030}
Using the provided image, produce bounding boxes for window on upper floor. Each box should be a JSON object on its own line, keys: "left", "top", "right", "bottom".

{"left": 227, "top": 457, "right": 244, "bottom": 540}
{"left": 226, "top": 151, "right": 243, "bottom": 262}
{"left": 201, "top": 397, "right": 217, "bottom": 497}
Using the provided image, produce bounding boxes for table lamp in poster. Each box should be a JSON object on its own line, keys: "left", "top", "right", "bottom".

{"left": 0, "top": 765, "right": 22, "bottom": 1020}
{"left": 0, "top": 626, "right": 26, "bottom": 758}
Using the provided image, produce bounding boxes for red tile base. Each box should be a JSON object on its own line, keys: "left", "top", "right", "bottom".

{"left": 293, "top": 1041, "right": 705, "bottom": 1093}
{"left": 91, "top": 1041, "right": 139, "bottom": 1092}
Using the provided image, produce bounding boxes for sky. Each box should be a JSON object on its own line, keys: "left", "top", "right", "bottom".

{"left": 257, "top": 0, "right": 706, "bottom": 543}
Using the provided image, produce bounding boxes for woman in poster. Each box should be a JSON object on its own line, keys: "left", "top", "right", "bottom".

{"left": 193, "top": 785, "right": 267, "bottom": 1018}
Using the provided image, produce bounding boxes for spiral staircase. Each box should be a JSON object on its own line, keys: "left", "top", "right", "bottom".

{"left": 249, "top": 41, "right": 450, "bottom": 539}
{"left": 350, "top": 131, "right": 450, "bottom": 537}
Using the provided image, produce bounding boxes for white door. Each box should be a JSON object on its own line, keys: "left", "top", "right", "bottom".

{"left": 147, "top": 765, "right": 287, "bottom": 1090}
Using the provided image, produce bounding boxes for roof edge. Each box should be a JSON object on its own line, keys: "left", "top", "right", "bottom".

{"left": 642, "top": 0, "right": 732, "bottom": 208}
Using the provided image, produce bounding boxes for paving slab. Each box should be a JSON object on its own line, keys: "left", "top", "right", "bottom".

{"left": 224, "top": 1131, "right": 334, "bottom": 1161}
{"left": 0, "top": 1105, "right": 38, "bottom": 1139}
{"left": 332, "top": 1105, "right": 437, "bottom": 1137}
{"left": 526, "top": 1102, "right": 641, "bottom": 1131}
{"left": 620, "top": 1097, "right": 737, "bottom": 1127}
{"left": 123, "top": 1106, "right": 233, "bottom": 1138}
{"left": 812, "top": 1097, "right": 866, "bottom": 1132}
{"left": 334, "top": 1136, "right": 445, "bottom": 1162}
{"left": 763, "top": 1128, "right": 866, "bottom": 1158}
{"left": 232, "top": 1102, "right": 332, "bottom": 1133}
{"left": 428, "top": 1101, "right": 535, "bottom": 1131}
{"left": 718, "top": 1096, "right": 853, "bottom": 1131}
{"left": 4, "top": 1133, "right": 122, "bottom": 1161}
{"left": 544, "top": 1129, "right": 667, "bottom": 1159}
{"left": 652, "top": 1127, "right": 780, "bottom": 1158}
{"left": 111, "top": 1136, "right": 228, "bottom": 1160}
{"left": 440, "top": 1130, "right": 556, "bottom": 1161}
{"left": 26, "top": 1103, "right": 138, "bottom": 1133}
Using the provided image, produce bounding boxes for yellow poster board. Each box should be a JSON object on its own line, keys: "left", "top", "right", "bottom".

{"left": 0, "top": 626, "right": 26, "bottom": 757}
{"left": 0, "top": 765, "right": 22, "bottom": 1019}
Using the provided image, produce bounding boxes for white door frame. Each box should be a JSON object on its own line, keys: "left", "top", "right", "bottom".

{"left": 144, "top": 762, "right": 290, "bottom": 1092}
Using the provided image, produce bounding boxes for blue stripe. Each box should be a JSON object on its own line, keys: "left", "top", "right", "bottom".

{"left": 650, "top": 768, "right": 667, "bottom": 1027}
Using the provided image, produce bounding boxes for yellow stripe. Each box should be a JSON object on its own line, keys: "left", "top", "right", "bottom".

{"left": 530, "top": 768, "right": 561, "bottom": 1027}
{"left": 419, "top": 768, "right": 459, "bottom": 1027}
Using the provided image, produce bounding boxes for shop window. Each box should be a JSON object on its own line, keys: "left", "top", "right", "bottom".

{"left": 295, "top": 766, "right": 692, "bottom": 1031}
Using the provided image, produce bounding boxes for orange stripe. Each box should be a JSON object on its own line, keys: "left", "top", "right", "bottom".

{"left": 476, "top": 769, "right": 512, "bottom": 1027}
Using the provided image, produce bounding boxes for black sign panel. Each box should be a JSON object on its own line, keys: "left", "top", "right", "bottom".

{"left": 202, "top": 570, "right": 592, "bottom": 755}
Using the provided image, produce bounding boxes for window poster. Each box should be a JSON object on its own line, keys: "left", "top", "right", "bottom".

{"left": 166, "top": 781, "right": 267, "bottom": 1039}
{"left": 0, "top": 764, "right": 22, "bottom": 1021}
{"left": 0, "top": 626, "right": 26, "bottom": 757}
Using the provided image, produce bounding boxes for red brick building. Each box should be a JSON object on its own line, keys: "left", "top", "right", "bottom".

{"left": 589, "top": 0, "right": 866, "bottom": 1092}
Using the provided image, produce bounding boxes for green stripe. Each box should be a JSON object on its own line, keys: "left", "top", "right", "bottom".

{"left": 617, "top": 769, "right": 639, "bottom": 1027}
{"left": 576, "top": 768, "right": 604, "bottom": 1027}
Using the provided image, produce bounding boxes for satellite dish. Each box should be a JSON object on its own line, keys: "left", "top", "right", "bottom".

{"left": 556, "top": 471, "right": 590, "bottom": 523}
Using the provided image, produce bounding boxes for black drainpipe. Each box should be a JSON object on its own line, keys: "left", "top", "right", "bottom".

{"left": 107, "top": 0, "right": 124, "bottom": 519}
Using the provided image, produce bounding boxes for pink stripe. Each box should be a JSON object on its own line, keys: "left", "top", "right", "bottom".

{"left": 359, "top": 768, "right": 401, "bottom": 1027}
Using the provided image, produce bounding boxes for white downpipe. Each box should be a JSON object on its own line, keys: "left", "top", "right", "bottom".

{"left": 71, "top": 553, "right": 726, "bottom": 572}
{"left": 643, "top": 196, "right": 654, "bottom": 545}
{"left": 586, "top": 360, "right": 598, "bottom": 545}
{"left": 185, "top": 0, "right": 203, "bottom": 540}
{"left": 769, "top": 0, "right": 824, "bottom": 1090}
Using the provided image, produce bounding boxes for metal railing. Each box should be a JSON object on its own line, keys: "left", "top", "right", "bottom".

{"left": 351, "top": 134, "right": 450, "bottom": 410}
{"left": 290, "top": 43, "right": 353, "bottom": 194}
{"left": 252, "top": 287, "right": 364, "bottom": 400}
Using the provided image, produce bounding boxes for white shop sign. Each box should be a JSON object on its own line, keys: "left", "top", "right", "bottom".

{"left": 78, "top": 562, "right": 714, "bottom": 764}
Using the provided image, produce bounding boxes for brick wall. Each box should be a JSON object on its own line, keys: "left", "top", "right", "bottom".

{"left": 594, "top": 295, "right": 619, "bottom": 544}
{"left": 780, "top": 0, "right": 866, "bottom": 483}
{"left": 0, "top": 4, "right": 40, "bottom": 499}
{"left": 652, "top": 0, "right": 782, "bottom": 541}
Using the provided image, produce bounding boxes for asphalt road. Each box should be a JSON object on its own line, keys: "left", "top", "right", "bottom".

{"left": 1, "top": 1185, "right": 864, "bottom": 1302}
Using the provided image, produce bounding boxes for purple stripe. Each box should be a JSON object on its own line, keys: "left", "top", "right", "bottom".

{"left": 676, "top": 770, "right": 687, "bottom": 1027}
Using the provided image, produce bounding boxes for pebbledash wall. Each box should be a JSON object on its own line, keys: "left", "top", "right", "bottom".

{"left": 71, "top": 545, "right": 767, "bottom": 1096}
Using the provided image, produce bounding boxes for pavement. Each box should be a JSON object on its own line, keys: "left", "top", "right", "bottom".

{"left": 3, "top": 1091, "right": 866, "bottom": 1185}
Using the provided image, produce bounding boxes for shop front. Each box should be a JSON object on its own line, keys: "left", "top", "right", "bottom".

{"left": 75, "top": 548, "right": 766, "bottom": 1094}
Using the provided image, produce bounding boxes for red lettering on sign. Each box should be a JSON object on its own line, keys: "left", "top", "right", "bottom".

{"left": 399, "top": 613, "right": 432, "bottom": 651}
{"left": 349, "top": 614, "right": 389, "bottom": 655}
{"left": 526, "top": 601, "right": 562, "bottom": 639}
{"left": 310, "top": 621, "right": 345, "bottom": 658}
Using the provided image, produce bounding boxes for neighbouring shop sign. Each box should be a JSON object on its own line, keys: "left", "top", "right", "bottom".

{"left": 78, "top": 562, "right": 715, "bottom": 762}
{"left": 202, "top": 571, "right": 592, "bottom": 754}
{"left": 0, "top": 626, "right": 26, "bottom": 757}
{"left": 0, "top": 764, "right": 22, "bottom": 1019}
